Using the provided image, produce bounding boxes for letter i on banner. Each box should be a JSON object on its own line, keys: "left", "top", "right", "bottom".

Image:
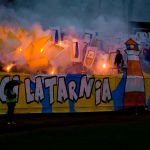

{"left": 83, "top": 46, "right": 97, "bottom": 68}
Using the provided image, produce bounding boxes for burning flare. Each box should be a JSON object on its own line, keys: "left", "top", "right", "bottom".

{"left": 102, "top": 63, "right": 106, "bottom": 69}
{"left": 3, "top": 64, "right": 14, "bottom": 73}
{"left": 40, "top": 48, "right": 44, "bottom": 53}
{"left": 19, "top": 48, "right": 23, "bottom": 52}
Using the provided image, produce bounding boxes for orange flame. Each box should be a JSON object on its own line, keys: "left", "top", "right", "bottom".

{"left": 48, "top": 68, "right": 55, "bottom": 75}
{"left": 19, "top": 48, "right": 23, "bottom": 52}
{"left": 58, "top": 41, "right": 63, "bottom": 46}
{"left": 102, "top": 63, "right": 106, "bottom": 69}
{"left": 40, "top": 48, "right": 44, "bottom": 53}
{"left": 4, "top": 64, "right": 14, "bottom": 73}
{"left": 51, "top": 70, "right": 55, "bottom": 75}
{"left": 56, "top": 41, "right": 65, "bottom": 48}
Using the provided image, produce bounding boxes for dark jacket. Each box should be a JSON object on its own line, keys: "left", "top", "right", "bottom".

{"left": 5, "top": 88, "right": 17, "bottom": 103}
{"left": 114, "top": 53, "right": 123, "bottom": 66}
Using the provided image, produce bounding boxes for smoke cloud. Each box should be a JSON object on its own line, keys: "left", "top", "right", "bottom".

{"left": 0, "top": 0, "right": 130, "bottom": 32}
{"left": 0, "top": 0, "right": 149, "bottom": 74}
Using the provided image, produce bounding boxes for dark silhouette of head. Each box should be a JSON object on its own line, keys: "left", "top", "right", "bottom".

{"left": 117, "top": 49, "right": 120, "bottom": 54}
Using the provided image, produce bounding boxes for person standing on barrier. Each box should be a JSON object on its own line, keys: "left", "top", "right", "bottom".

{"left": 114, "top": 49, "right": 124, "bottom": 73}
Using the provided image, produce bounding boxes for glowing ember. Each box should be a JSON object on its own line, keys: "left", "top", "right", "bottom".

{"left": 40, "top": 48, "right": 44, "bottom": 53}
{"left": 56, "top": 41, "right": 65, "bottom": 48}
{"left": 51, "top": 70, "right": 54, "bottom": 75}
{"left": 19, "top": 48, "right": 23, "bottom": 52}
{"left": 102, "top": 64, "right": 106, "bottom": 69}
{"left": 47, "top": 68, "right": 55, "bottom": 75}
{"left": 4, "top": 64, "right": 14, "bottom": 73}
{"left": 58, "top": 41, "right": 63, "bottom": 46}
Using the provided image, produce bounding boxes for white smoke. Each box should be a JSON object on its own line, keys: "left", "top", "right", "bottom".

{"left": 0, "top": 0, "right": 149, "bottom": 74}
{"left": 0, "top": 0, "right": 129, "bottom": 31}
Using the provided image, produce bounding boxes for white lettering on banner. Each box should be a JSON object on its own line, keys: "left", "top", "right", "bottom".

{"left": 79, "top": 76, "right": 95, "bottom": 99}
{"left": 13, "top": 75, "right": 20, "bottom": 102}
{"left": 95, "top": 80, "right": 102, "bottom": 105}
{"left": 0, "top": 76, "right": 20, "bottom": 102}
{"left": 44, "top": 76, "right": 57, "bottom": 104}
{"left": 57, "top": 77, "right": 68, "bottom": 103}
{"left": 25, "top": 78, "right": 34, "bottom": 103}
{"left": 35, "top": 77, "right": 44, "bottom": 102}
{"left": 0, "top": 76, "right": 10, "bottom": 102}
{"left": 102, "top": 78, "right": 112, "bottom": 102}
{"left": 0, "top": 75, "right": 112, "bottom": 106}
{"left": 68, "top": 81, "right": 78, "bottom": 101}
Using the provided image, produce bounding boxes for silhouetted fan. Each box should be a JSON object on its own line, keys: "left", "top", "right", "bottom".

{"left": 4, "top": 80, "right": 22, "bottom": 99}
